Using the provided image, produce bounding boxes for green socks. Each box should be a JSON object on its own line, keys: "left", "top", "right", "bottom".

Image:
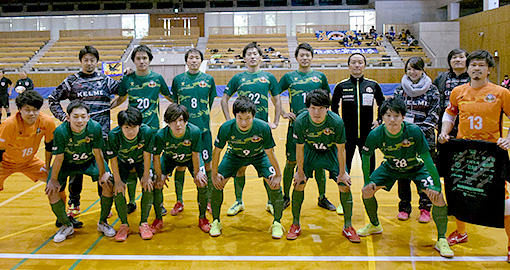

{"left": 363, "top": 196, "right": 380, "bottom": 226}
{"left": 174, "top": 170, "right": 185, "bottom": 202}
{"left": 267, "top": 187, "right": 284, "bottom": 222}
{"left": 432, "top": 205, "right": 448, "bottom": 239}
{"left": 211, "top": 186, "right": 224, "bottom": 221}
{"left": 291, "top": 190, "right": 305, "bottom": 226}
{"left": 282, "top": 162, "right": 296, "bottom": 198}
{"left": 234, "top": 176, "right": 245, "bottom": 202}
{"left": 126, "top": 173, "right": 138, "bottom": 204}
{"left": 197, "top": 186, "right": 208, "bottom": 218}
{"left": 114, "top": 193, "right": 129, "bottom": 225}
{"left": 206, "top": 170, "right": 212, "bottom": 203}
{"left": 153, "top": 188, "right": 164, "bottom": 220}
{"left": 314, "top": 169, "right": 327, "bottom": 199}
{"left": 340, "top": 191, "right": 353, "bottom": 227}
{"left": 99, "top": 195, "right": 114, "bottom": 224}
{"left": 51, "top": 199, "right": 71, "bottom": 226}
{"left": 140, "top": 190, "right": 154, "bottom": 224}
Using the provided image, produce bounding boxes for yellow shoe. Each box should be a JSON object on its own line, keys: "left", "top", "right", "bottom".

{"left": 209, "top": 219, "right": 222, "bottom": 237}
{"left": 336, "top": 204, "right": 344, "bottom": 215}
{"left": 270, "top": 221, "right": 284, "bottom": 239}
{"left": 266, "top": 203, "right": 274, "bottom": 216}
{"left": 226, "top": 202, "right": 244, "bottom": 216}
{"left": 435, "top": 238, "right": 454, "bottom": 258}
{"left": 356, "top": 223, "right": 383, "bottom": 237}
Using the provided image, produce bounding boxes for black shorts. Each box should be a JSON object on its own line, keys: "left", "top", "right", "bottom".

{"left": 0, "top": 95, "right": 9, "bottom": 108}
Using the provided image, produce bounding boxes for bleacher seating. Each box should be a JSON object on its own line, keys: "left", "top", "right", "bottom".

{"left": 390, "top": 39, "right": 431, "bottom": 65}
{"left": 140, "top": 35, "right": 199, "bottom": 52}
{"left": 0, "top": 36, "right": 48, "bottom": 71}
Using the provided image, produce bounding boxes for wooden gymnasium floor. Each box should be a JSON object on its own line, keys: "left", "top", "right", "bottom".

{"left": 0, "top": 97, "right": 509, "bottom": 270}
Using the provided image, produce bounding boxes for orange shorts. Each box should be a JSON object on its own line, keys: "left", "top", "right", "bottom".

{"left": 0, "top": 157, "right": 47, "bottom": 191}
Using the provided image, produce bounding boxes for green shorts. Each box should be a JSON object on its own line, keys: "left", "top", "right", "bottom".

{"left": 302, "top": 145, "right": 343, "bottom": 185}
{"left": 51, "top": 160, "right": 110, "bottom": 186}
{"left": 285, "top": 125, "right": 296, "bottom": 161}
{"left": 369, "top": 163, "right": 441, "bottom": 192}
{"left": 161, "top": 154, "right": 194, "bottom": 177}
{"left": 218, "top": 152, "right": 275, "bottom": 179}
{"left": 117, "top": 160, "right": 144, "bottom": 184}
{"left": 200, "top": 131, "right": 213, "bottom": 163}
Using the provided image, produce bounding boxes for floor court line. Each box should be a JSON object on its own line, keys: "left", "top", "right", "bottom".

{"left": 0, "top": 253, "right": 506, "bottom": 262}
{"left": 0, "top": 182, "right": 44, "bottom": 208}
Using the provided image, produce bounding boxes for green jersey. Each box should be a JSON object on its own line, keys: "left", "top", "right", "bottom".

{"left": 149, "top": 122, "right": 202, "bottom": 163}
{"left": 105, "top": 124, "right": 153, "bottom": 164}
{"left": 361, "top": 122, "right": 429, "bottom": 172}
{"left": 53, "top": 120, "right": 103, "bottom": 165}
{"left": 279, "top": 70, "right": 329, "bottom": 117}
{"left": 225, "top": 70, "right": 281, "bottom": 122}
{"left": 171, "top": 71, "right": 216, "bottom": 133}
{"left": 293, "top": 111, "right": 346, "bottom": 151}
{"left": 214, "top": 118, "right": 275, "bottom": 158}
{"left": 119, "top": 71, "right": 171, "bottom": 129}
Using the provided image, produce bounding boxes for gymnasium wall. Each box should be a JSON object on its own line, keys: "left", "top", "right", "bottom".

{"left": 458, "top": 4, "right": 510, "bottom": 83}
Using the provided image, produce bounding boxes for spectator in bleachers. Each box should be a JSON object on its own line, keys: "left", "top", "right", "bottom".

{"left": 376, "top": 34, "right": 383, "bottom": 46}
{"left": 502, "top": 75, "right": 510, "bottom": 89}
{"left": 369, "top": 26, "right": 376, "bottom": 36}
{"left": 15, "top": 69, "right": 34, "bottom": 92}
{"left": 0, "top": 69, "right": 13, "bottom": 123}
{"left": 393, "top": 56, "right": 439, "bottom": 223}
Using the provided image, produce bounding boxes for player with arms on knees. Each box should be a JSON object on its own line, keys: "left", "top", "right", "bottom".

{"left": 150, "top": 103, "right": 210, "bottom": 234}
{"left": 220, "top": 42, "right": 283, "bottom": 216}
{"left": 105, "top": 107, "right": 153, "bottom": 242}
{"left": 286, "top": 89, "right": 357, "bottom": 242}
{"left": 170, "top": 48, "right": 216, "bottom": 216}
{"left": 279, "top": 43, "right": 335, "bottom": 211}
{"left": 210, "top": 96, "right": 284, "bottom": 238}
{"left": 357, "top": 97, "right": 454, "bottom": 258}
{"left": 438, "top": 50, "right": 510, "bottom": 262}
{"left": 45, "top": 100, "right": 116, "bottom": 243}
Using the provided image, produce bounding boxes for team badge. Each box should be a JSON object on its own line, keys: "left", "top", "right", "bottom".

{"left": 311, "top": 76, "right": 320, "bottom": 83}
{"left": 323, "top": 128, "right": 332, "bottom": 135}
{"left": 181, "top": 82, "right": 185, "bottom": 86}
{"left": 294, "top": 77, "right": 298, "bottom": 81}
{"left": 484, "top": 94, "right": 496, "bottom": 103}
{"left": 138, "top": 143, "right": 144, "bottom": 149}
{"left": 199, "top": 81, "right": 207, "bottom": 88}
{"left": 1, "top": 82, "right": 4, "bottom": 86}
{"left": 183, "top": 139, "right": 191, "bottom": 146}
{"left": 251, "top": 135, "right": 262, "bottom": 142}
{"left": 85, "top": 136, "right": 92, "bottom": 143}
{"left": 130, "top": 82, "right": 135, "bottom": 86}
{"left": 148, "top": 80, "right": 157, "bottom": 88}
{"left": 402, "top": 139, "right": 411, "bottom": 147}
{"left": 241, "top": 78, "right": 246, "bottom": 82}
{"left": 25, "top": 82, "right": 30, "bottom": 86}
{"left": 366, "top": 87, "right": 373, "bottom": 93}
{"left": 259, "top": 77, "right": 268, "bottom": 83}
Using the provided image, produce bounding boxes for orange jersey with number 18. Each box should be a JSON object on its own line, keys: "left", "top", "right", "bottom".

{"left": 445, "top": 82, "right": 510, "bottom": 143}
{"left": 0, "top": 112, "right": 55, "bottom": 164}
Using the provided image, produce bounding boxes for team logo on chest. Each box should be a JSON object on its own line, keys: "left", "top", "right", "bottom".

{"left": 148, "top": 80, "right": 157, "bottom": 88}
{"left": 402, "top": 139, "right": 411, "bottom": 147}
{"left": 323, "top": 128, "right": 332, "bottom": 135}
{"left": 1, "top": 82, "right": 4, "bottom": 86}
{"left": 311, "top": 76, "right": 320, "bottom": 83}
{"left": 484, "top": 94, "right": 496, "bottom": 103}
{"left": 251, "top": 135, "right": 262, "bottom": 142}
{"left": 137, "top": 143, "right": 144, "bottom": 149}
{"left": 365, "top": 87, "right": 374, "bottom": 93}
{"left": 25, "top": 82, "right": 30, "bottom": 86}
{"left": 199, "top": 81, "right": 207, "bottom": 88}
{"left": 183, "top": 139, "right": 191, "bottom": 146}
{"left": 259, "top": 77, "right": 268, "bottom": 83}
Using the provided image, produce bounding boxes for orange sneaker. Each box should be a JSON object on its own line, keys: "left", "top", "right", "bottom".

{"left": 150, "top": 219, "right": 164, "bottom": 234}
{"left": 447, "top": 230, "right": 468, "bottom": 245}
{"left": 139, "top": 222, "right": 153, "bottom": 240}
{"left": 198, "top": 218, "right": 211, "bottom": 233}
{"left": 115, "top": 224, "right": 130, "bottom": 242}
{"left": 342, "top": 226, "right": 361, "bottom": 243}
{"left": 170, "top": 201, "right": 184, "bottom": 216}
{"left": 286, "top": 224, "right": 301, "bottom": 240}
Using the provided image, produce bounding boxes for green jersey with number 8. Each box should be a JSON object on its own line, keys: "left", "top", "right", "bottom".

{"left": 119, "top": 70, "right": 171, "bottom": 130}
{"left": 52, "top": 120, "right": 103, "bottom": 165}
{"left": 149, "top": 122, "right": 202, "bottom": 163}
{"left": 361, "top": 121, "right": 429, "bottom": 172}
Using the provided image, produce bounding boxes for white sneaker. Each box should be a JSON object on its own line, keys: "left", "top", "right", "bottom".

{"left": 53, "top": 225, "right": 74, "bottom": 243}
{"left": 97, "top": 222, "right": 116, "bottom": 237}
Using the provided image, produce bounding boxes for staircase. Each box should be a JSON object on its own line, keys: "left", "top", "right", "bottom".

{"left": 287, "top": 36, "right": 298, "bottom": 69}
{"left": 381, "top": 37, "right": 403, "bottom": 68}
{"left": 24, "top": 39, "right": 56, "bottom": 71}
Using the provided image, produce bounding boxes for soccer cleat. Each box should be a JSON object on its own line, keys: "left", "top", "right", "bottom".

{"left": 209, "top": 219, "right": 222, "bottom": 237}
{"left": 270, "top": 221, "right": 284, "bottom": 239}
{"left": 418, "top": 209, "right": 431, "bottom": 223}
{"left": 53, "top": 225, "right": 74, "bottom": 243}
{"left": 318, "top": 197, "right": 336, "bottom": 211}
{"left": 150, "top": 219, "right": 164, "bottom": 234}
{"left": 266, "top": 203, "right": 274, "bottom": 216}
{"left": 170, "top": 201, "right": 184, "bottom": 216}
{"left": 162, "top": 205, "right": 168, "bottom": 216}
{"left": 342, "top": 226, "right": 361, "bottom": 243}
{"left": 356, "top": 223, "right": 383, "bottom": 237}
{"left": 207, "top": 203, "right": 212, "bottom": 214}
{"left": 55, "top": 216, "right": 83, "bottom": 228}
{"left": 97, "top": 222, "right": 116, "bottom": 237}
{"left": 435, "top": 238, "right": 455, "bottom": 258}
{"left": 336, "top": 203, "right": 344, "bottom": 215}
{"left": 66, "top": 204, "right": 81, "bottom": 217}
{"left": 139, "top": 222, "right": 153, "bottom": 240}
{"left": 397, "top": 211, "right": 410, "bottom": 221}
{"left": 115, "top": 224, "right": 130, "bottom": 242}
{"left": 198, "top": 218, "right": 211, "bottom": 233}
{"left": 447, "top": 230, "right": 468, "bottom": 245}
{"left": 226, "top": 201, "right": 245, "bottom": 216}
{"left": 286, "top": 224, "right": 302, "bottom": 240}
{"left": 127, "top": 203, "right": 137, "bottom": 214}
{"left": 283, "top": 196, "right": 291, "bottom": 209}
